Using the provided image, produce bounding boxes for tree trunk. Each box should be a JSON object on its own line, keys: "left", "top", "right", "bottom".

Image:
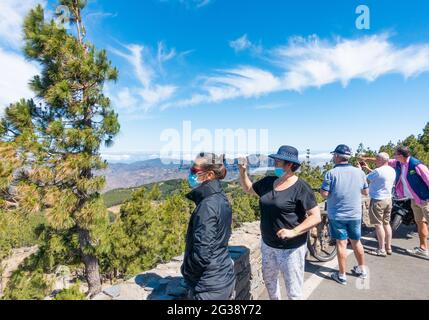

{"left": 78, "top": 228, "right": 102, "bottom": 298}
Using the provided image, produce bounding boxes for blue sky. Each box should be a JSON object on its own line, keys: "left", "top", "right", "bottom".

{"left": 1, "top": 0, "right": 429, "bottom": 162}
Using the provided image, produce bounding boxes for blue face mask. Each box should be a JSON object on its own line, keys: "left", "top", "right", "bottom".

{"left": 188, "top": 173, "right": 201, "bottom": 189}
{"left": 274, "top": 168, "right": 285, "bottom": 178}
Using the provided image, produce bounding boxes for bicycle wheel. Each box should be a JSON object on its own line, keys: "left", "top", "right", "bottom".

{"left": 307, "top": 215, "right": 337, "bottom": 262}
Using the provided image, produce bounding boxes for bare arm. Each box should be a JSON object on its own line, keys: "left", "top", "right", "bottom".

{"left": 238, "top": 159, "right": 258, "bottom": 196}
{"left": 359, "top": 156, "right": 376, "bottom": 162}
{"left": 357, "top": 161, "right": 373, "bottom": 174}
{"left": 295, "top": 206, "right": 322, "bottom": 235}
{"left": 320, "top": 171, "right": 331, "bottom": 200}
{"left": 277, "top": 206, "right": 322, "bottom": 240}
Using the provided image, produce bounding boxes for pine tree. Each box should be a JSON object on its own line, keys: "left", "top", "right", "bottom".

{"left": 99, "top": 183, "right": 193, "bottom": 279}
{"left": 379, "top": 141, "right": 397, "bottom": 157}
{"left": 0, "top": 0, "right": 119, "bottom": 297}
{"left": 418, "top": 122, "right": 429, "bottom": 152}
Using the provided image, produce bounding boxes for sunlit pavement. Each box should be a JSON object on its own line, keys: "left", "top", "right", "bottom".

{"left": 259, "top": 225, "right": 429, "bottom": 300}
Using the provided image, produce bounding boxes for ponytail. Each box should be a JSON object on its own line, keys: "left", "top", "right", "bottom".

{"left": 197, "top": 153, "right": 228, "bottom": 180}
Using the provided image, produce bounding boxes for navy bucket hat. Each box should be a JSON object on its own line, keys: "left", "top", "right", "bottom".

{"left": 269, "top": 146, "right": 301, "bottom": 165}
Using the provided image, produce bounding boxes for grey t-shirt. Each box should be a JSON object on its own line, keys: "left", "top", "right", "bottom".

{"left": 321, "top": 164, "right": 369, "bottom": 221}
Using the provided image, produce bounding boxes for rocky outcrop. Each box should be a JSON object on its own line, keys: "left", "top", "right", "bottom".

{"left": 93, "top": 221, "right": 264, "bottom": 300}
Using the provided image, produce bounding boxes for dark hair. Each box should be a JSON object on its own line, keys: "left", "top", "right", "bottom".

{"left": 395, "top": 146, "right": 411, "bottom": 158}
{"left": 284, "top": 161, "right": 301, "bottom": 173}
{"left": 196, "top": 152, "right": 227, "bottom": 180}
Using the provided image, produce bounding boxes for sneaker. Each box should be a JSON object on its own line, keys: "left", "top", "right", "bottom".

{"left": 406, "top": 247, "right": 429, "bottom": 257}
{"left": 351, "top": 266, "right": 368, "bottom": 279}
{"left": 406, "top": 232, "right": 418, "bottom": 239}
{"left": 331, "top": 272, "right": 347, "bottom": 285}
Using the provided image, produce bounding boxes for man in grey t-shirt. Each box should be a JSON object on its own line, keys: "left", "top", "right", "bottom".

{"left": 320, "top": 145, "right": 369, "bottom": 286}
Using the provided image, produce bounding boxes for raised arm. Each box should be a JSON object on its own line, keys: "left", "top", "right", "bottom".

{"left": 359, "top": 156, "right": 376, "bottom": 162}
{"left": 238, "top": 158, "right": 258, "bottom": 196}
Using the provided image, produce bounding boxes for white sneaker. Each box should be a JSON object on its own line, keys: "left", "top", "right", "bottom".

{"left": 407, "top": 247, "right": 429, "bottom": 257}
{"left": 351, "top": 266, "right": 368, "bottom": 279}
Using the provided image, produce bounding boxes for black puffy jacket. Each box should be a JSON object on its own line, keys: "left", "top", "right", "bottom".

{"left": 181, "top": 179, "right": 236, "bottom": 293}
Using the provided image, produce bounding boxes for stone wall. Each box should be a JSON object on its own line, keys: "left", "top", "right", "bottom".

{"left": 93, "top": 221, "right": 264, "bottom": 300}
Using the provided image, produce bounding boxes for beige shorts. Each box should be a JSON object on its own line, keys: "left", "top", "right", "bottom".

{"left": 411, "top": 200, "right": 429, "bottom": 224}
{"left": 369, "top": 199, "right": 393, "bottom": 226}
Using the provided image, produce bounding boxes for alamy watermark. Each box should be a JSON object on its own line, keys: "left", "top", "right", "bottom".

{"left": 355, "top": 266, "right": 371, "bottom": 290}
{"left": 356, "top": 5, "right": 370, "bottom": 30}
{"left": 159, "top": 121, "right": 270, "bottom": 167}
{"left": 55, "top": 5, "right": 71, "bottom": 30}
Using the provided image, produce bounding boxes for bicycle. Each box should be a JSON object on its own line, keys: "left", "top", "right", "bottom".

{"left": 307, "top": 202, "right": 338, "bottom": 262}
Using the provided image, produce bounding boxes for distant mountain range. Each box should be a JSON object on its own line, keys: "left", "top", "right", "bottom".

{"left": 102, "top": 153, "right": 331, "bottom": 191}
{"left": 102, "top": 155, "right": 271, "bottom": 191}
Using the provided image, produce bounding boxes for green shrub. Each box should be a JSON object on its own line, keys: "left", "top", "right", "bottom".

{"left": 54, "top": 282, "right": 86, "bottom": 300}
{"left": 2, "top": 269, "right": 52, "bottom": 300}
{"left": 98, "top": 182, "right": 193, "bottom": 278}
{"left": 0, "top": 210, "right": 44, "bottom": 260}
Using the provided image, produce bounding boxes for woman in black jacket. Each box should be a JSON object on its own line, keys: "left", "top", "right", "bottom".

{"left": 181, "top": 153, "right": 236, "bottom": 300}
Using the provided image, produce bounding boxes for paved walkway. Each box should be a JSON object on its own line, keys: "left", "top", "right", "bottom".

{"left": 259, "top": 225, "right": 429, "bottom": 300}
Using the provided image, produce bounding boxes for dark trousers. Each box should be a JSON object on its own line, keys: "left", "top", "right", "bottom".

{"left": 188, "top": 279, "right": 236, "bottom": 301}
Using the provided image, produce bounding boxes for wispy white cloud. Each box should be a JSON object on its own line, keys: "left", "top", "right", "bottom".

{"left": 108, "top": 87, "right": 138, "bottom": 109}
{"left": 160, "top": 0, "right": 212, "bottom": 9}
{"left": 165, "top": 34, "right": 429, "bottom": 109}
{"left": 254, "top": 103, "right": 287, "bottom": 110}
{"left": 277, "top": 34, "right": 429, "bottom": 91}
{"left": 85, "top": 11, "right": 118, "bottom": 20}
{"left": 204, "top": 67, "right": 282, "bottom": 100}
{"left": 229, "top": 34, "right": 263, "bottom": 55}
{"left": 0, "top": 0, "right": 45, "bottom": 114}
{"left": 193, "top": 0, "right": 211, "bottom": 8}
{"left": 0, "top": 0, "right": 46, "bottom": 49}
{"left": 160, "top": 66, "right": 281, "bottom": 109}
{"left": 0, "top": 48, "right": 40, "bottom": 113}
{"left": 137, "top": 85, "right": 177, "bottom": 106}
{"left": 111, "top": 44, "right": 154, "bottom": 88}
{"left": 157, "top": 41, "right": 177, "bottom": 64}
{"left": 230, "top": 34, "right": 252, "bottom": 52}
{"left": 109, "top": 42, "right": 180, "bottom": 111}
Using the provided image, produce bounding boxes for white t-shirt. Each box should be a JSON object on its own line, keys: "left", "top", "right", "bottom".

{"left": 401, "top": 164, "right": 414, "bottom": 199}
{"left": 367, "top": 165, "right": 397, "bottom": 200}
